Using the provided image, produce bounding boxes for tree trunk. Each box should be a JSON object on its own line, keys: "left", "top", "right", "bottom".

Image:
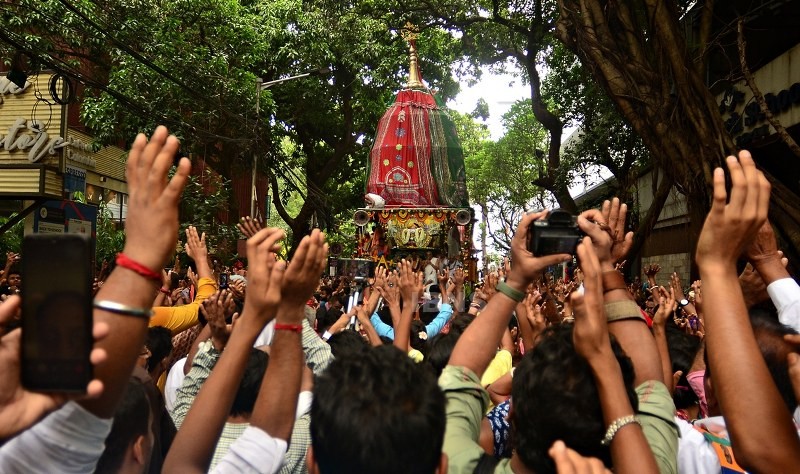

{"left": 480, "top": 202, "right": 489, "bottom": 274}
{"left": 554, "top": 0, "right": 800, "bottom": 266}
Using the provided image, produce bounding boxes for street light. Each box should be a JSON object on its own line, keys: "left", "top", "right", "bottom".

{"left": 250, "top": 66, "right": 331, "bottom": 219}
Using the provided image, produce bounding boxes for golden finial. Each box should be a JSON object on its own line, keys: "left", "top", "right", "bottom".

{"left": 401, "top": 22, "right": 424, "bottom": 89}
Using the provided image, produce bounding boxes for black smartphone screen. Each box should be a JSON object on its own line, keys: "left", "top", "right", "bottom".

{"left": 22, "top": 233, "right": 93, "bottom": 392}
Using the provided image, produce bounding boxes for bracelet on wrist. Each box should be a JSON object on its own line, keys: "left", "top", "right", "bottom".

{"left": 274, "top": 323, "right": 303, "bottom": 333}
{"left": 496, "top": 281, "right": 525, "bottom": 303}
{"left": 159, "top": 287, "right": 171, "bottom": 295}
{"left": 94, "top": 300, "right": 154, "bottom": 319}
{"left": 601, "top": 414, "right": 640, "bottom": 446}
{"left": 116, "top": 253, "right": 161, "bottom": 282}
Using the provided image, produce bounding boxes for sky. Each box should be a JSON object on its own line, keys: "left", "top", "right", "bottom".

{"left": 447, "top": 67, "right": 607, "bottom": 197}
{"left": 447, "top": 67, "right": 613, "bottom": 255}
{"left": 447, "top": 69, "right": 529, "bottom": 140}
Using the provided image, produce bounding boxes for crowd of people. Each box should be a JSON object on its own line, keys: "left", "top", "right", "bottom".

{"left": 0, "top": 129, "right": 798, "bottom": 473}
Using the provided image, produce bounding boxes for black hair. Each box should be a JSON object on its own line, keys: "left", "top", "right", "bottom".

{"left": 749, "top": 308, "right": 799, "bottom": 413}
{"left": 512, "top": 324, "right": 638, "bottom": 473}
{"left": 327, "top": 330, "right": 369, "bottom": 358}
{"left": 426, "top": 332, "right": 459, "bottom": 377}
{"left": 311, "top": 345, "right": 445, "bottom": 474}
{"left": 95, "top": 379, "right": 151, "bottom": 473}
{"left": 230, "top": 349, "right": 269, "bottom": 417}
{"left": 420, "top": 301, "right": 440, "bottom": 325}
{"left": 169, "top": 272, "right": 180, "bottom": 290}
{"left": 318, "top": 307, "right": 344, "bottom": 334}
{"left": 377, "top": 304, "right": 394, "bottom": 326}
{"left": 145, "top": 326, "right": 173, "bottom": 373}
{"left": 448, "top": 312, "right": 476, "bottom": 336}
{"left": 410, "top": 319, "right": 428, "bottom": 357}
{"left": 665, "top": 325, "right": 702, "bottom": 409}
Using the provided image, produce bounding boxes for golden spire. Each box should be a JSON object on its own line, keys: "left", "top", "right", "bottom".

{"left": 401, "top": 22, "right": 424, "bottom": 89}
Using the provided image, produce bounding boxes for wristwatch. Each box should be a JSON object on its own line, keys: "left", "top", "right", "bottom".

{"left": 678, "top": 298, "right": 690, "bottom": 308}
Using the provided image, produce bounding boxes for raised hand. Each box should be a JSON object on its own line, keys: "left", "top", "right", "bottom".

{"left": 228, "top": 278, "right": 246, "bottom": 299}
{"left": 280, "top": 230, "right": 328, "bottom": 312}
{"left": 644, "top": 264, "right": 661, "bottom": 278}
{"left": 373, "top": 266, "right": 388, "bottom": 291}
{"left": 670, "top": 272, "right": 686, "bottom": 300}
{"left": 240, "top": 228, "right": 286, "bottom": 329}
{"left": 122, "top": 126, "right": 191, "bottom": 272}
{"left": 199, "top": 290, "right": 237, "bottom": 351}
{"left": 0, "top": 295, "right": 108, "bottom": 440}
{"left": 187, "top": 267, "right": 198, "bottom": 290}
{"left": 653, "top": 286, "right": 676, "bottom": 328}
{"left": 507, "top": 211, "right": 573, "bottom": 290}
{"left": 524, "top": 291, "right": 546, "bottom": 336}
{"left": 437, "top": 268, "right": 449, "bottom": 292}
{"left": 5, "top": 252, "right": 20, "bottom": 266}
{"left": 571, "top": 237, "right": 611, "bottom": 360}
{"left": 377, "top": 271, "right": 400, "bottom": 309}
{"left": 184, "top": 226, "right": 207, "bottom": 262}
{"left": 738, "top": 262, "right": 765, "bottom": 301}
{"left": 745, "top": 220, "right": 781, "bottom": 266}
{"left": 482, "top": 273, "right": 499, "bottom": 302}
{"left": 237, "top": 216, "right": 263, "bottom": 239}
{"left": 398, "top": 260, "right": 422, "bottom": 306}
{"left": 696, "top": 151, "right": 770, "bottom": 268}
{"left": 577, "top": 198, "right": 634, "bottom": 271}
{"left": 452, "top": 267, "right": 465, "bottom": 287}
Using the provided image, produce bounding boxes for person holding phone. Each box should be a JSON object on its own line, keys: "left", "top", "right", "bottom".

{"left": 0, "top": 126, "right": 192, "bottom": 473}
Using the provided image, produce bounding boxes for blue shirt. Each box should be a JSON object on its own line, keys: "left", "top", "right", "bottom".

{"left": 369, "top": 303, "right": 453, "bottom": 340}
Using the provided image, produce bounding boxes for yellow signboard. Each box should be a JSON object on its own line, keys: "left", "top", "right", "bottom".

{"left": 0, "top": 74, "right": 65, "bottom": 197}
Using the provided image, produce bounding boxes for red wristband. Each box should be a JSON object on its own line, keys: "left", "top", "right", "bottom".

{"left": 159, "top": 287, "right": 171, "bottom": 295}
{"left": 116, "top": 253, "right": 161, "bottom": 282}
{"left": 274, "top": 323, "right": 303, "bottom": 333}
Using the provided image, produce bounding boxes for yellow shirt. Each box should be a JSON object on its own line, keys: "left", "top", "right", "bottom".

{"left": 149, "top": 277, "right": 217, "bottom": 335}
{"left": 480, "top": 349, "right": 512, "bottom": 387}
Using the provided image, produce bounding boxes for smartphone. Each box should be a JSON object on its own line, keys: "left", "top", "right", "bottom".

{"left": 22, "top": 233, "right": 93, "bottom": 393}
{"left": 219, "top": 273, "right": 229, "bottom": 289}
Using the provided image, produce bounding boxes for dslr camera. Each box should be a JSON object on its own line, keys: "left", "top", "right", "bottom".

{"left": 527, "top": 210, "right": 582, "bottom": 256}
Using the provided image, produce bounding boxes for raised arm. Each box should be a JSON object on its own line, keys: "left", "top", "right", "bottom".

{"left": 449, "top": 211, "right": 571, "bottom": 377}
{"left": 578, "top": 199, "right": 663, "bottom": 386}
{"left": 572, "top": 238, "right": 658, "bottom": 474}
{"left": 394, "top": 260, "right": 422, "bottom": 353}
{"left": 164, "top": 228, "right": 285, "bottom": 473}
{"left": 652, "top": 286, "right": 677, "bottom": 390}
{"left": 82, "top": 127, "right": 190, "bottom": 419}
{"left": 362, "top": 266, "right": 387, "bottom": 317}
{"left": 745, "top": 221, "right": 800, "bottom": 330}
{"left": 696, "top": 152, "right": 800, "bottom": 472}
{"left": 248, "top": 230, "right": 327, "bottom": 441}
{"left": 356, "top": 305, "right": 383, "bottom": 347}
{"left": 149, "top": 226, "right": 217, "bottom": 334}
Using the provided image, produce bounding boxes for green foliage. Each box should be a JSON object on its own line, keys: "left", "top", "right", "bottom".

{"left": 2, "top": 0, "right": 464, "bottom": 252}
{"left": 178, "top": 171, "right": 240, "bottom": 260}
{"left": 95, "top": 202, "right": 125, "bottom": 265}
{"left": 541, "top": 43, "right": 648, "bottom": 192}
{"left": 455, "top": 108, "right": 547, "bottom": 252}
{"left": 0, "top": 217, "right": 24, "bottom": 256}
